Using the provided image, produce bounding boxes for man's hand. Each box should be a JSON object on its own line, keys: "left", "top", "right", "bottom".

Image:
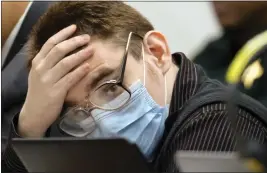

{"left": 18, "top": 25, "right": 92, "bottom": 137}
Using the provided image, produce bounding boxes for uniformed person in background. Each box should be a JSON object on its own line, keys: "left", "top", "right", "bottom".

{"left": 194, "top": 2, "right": 267, "bottom": 106}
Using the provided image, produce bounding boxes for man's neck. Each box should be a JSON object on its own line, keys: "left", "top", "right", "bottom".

{"left": 224, "top": 10, "right": 267, "bottom": 54}
{"left": 166, "top": 63, "right": 179, "bottom": 104}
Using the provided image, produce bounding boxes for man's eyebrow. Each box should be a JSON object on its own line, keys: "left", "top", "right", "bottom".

{"left": 89, "top": 68, "right": 117, "bottom": 89}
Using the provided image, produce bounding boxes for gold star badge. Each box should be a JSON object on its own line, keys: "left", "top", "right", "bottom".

{"left": 241, "top": 59, "right": 264, "bottom": 89}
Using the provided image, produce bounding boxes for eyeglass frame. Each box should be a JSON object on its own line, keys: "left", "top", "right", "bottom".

{"left": 87, "top": 32, "right": 144, "bottom": 111}
{"left": 59, "top": 32, "right": 145, "bottom": 124}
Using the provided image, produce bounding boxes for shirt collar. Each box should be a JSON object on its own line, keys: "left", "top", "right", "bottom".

{"left": 169, "top": 52, "right": 206, "bottom": 113}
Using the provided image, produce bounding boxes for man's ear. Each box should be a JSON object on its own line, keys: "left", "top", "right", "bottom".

{"left": 143, "top": 31, "right": 172, "bottom": 75}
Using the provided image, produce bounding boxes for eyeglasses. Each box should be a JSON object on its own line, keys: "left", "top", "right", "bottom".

{"left": 58, "top": 32, "right": 144, "bottom": 137}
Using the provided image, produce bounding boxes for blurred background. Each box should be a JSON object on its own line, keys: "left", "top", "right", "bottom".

{"left": 126, "top": 1, "right": 222, "bottom": 58}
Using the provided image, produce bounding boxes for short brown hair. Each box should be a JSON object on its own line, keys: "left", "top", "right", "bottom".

{"left": 27, "top": 1, "right": 154, "bottom": 67}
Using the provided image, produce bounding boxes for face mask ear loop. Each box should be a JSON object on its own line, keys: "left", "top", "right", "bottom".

{"left": 142, "top": 43, "right": 146, "bottom": 86}
{"left": 164, "top": 75, "right": 167, "bottom": 105}
{"left": 142, "top": 42, "right": 167, "bottom": 105}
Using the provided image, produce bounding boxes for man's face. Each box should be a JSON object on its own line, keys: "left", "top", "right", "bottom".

{"left": 212, "top": 2, "right": 267, "bottom": 28}
{"left": 65, "top": 39, "right": 167, "bottom": 108}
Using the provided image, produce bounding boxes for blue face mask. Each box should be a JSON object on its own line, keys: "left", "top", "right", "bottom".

{"left": 78, "top": 80, "right": 169, "bottom": 160}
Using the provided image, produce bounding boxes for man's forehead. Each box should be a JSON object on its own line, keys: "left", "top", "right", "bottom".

{"left": 85, "top": 40, "right": 124, "bottom": 71}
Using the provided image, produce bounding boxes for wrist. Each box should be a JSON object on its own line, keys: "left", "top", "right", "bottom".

{"left": 18, "top": 108, "right": 47, "bottom": 138}
{"left": 18, "top": 121, "right": 46, "bottom": 138}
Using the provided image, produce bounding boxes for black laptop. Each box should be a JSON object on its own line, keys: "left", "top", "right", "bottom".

{"left": 12, "top": 138, "right": 155, "bottom": 173}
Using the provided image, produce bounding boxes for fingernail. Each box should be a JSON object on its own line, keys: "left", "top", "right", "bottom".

{"left": 70, "top": 24, "right": 76, "bottom": 30}
{"left": 82, "top": 34, "right": 90, "bottom": 41}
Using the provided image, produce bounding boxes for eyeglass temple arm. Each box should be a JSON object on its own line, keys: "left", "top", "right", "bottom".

{"left": 119, "top": 32, "right": 144, "bottom": 84}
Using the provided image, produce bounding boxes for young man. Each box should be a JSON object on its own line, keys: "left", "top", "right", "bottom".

{"left": 3, "top": 2, "right": 267, "bottom": 172}
{"left": 194, "top": 2, "right": 267, "bottom": 106}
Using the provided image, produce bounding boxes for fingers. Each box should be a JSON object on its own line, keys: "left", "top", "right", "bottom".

{"left": 33, "top": 25, "right": 77, "bottom": 64}
{"left": 50, "top": 46, "right": 93, "bottom": 82}
{"left": 55, "top": 63, "right": 90, "bottom": 93}
{"left": 43, "top": 34, "right": 90, "bottom": 69}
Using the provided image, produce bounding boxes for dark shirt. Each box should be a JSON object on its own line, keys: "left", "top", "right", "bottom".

{"left": 154, "top": 53, "right": 267, "bottom": 172}
{"left": 2, "top": 53, "right": 267, "bottom": 173}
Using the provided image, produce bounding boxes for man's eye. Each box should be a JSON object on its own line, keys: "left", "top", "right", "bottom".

{"left": 103, "top": 85, "right": 118, "bottom": 94}
{"left": 100, "top": 84, "right": 125, "bottom": 98}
